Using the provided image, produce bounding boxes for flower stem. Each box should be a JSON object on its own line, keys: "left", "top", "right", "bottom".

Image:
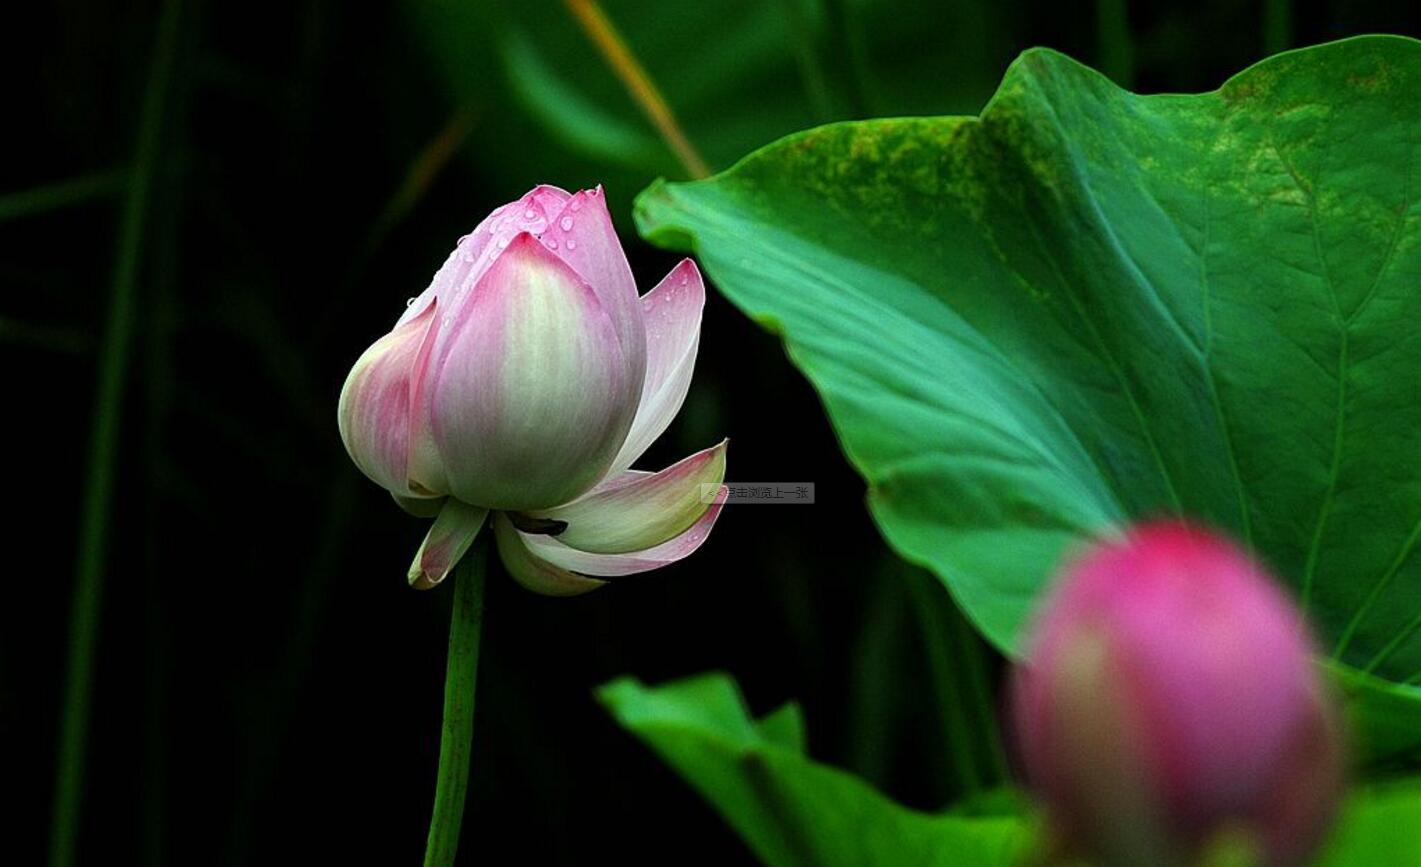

{"left": 423, "top": 539, "right": 489, "bottom": 867}
{"left": 562, "top": 0, "right": 711, "bottom": 179}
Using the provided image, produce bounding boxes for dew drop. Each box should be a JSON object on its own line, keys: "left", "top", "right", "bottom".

{"left": 405, "top": 297, "right": 416, "bottom": 307}
{"left": 545, "top": 237, "right": 558, "bottom": 250}
{"left": 565, "top": 239, "right": 577, "bottom": 250}
{"left": 559, "top": 216, "right": 574, "bottom": 231}
{"left": 569, "top": 200, "right": 582, "bottom": 213}
{"left": 523, "top": 209, "right": 535, "bottom": 219}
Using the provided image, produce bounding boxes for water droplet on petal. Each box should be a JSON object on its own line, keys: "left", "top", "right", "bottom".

{"left": 560, "top": 216, "right": 574, "bottom": 231}
{"left": 406, "top": 297, "right": 416, "bottom": 307}
{"left": 545, "top": 237, "right": 558, "bottom": 250}
{"left": 569, "top": 200, "right": 581, "bottom": 213}
{"left": 523, "top": 208, "right": 536, "bottom": 220}
{"left": 565, "top": 239, "right": 577, "bottom": 250}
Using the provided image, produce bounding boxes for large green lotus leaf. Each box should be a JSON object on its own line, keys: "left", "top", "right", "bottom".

{"left": 635, "top": 36, "right": 1421, "bottom": 754}
{"left": 598, "top": 673, "right": 1032, "bottom": 866}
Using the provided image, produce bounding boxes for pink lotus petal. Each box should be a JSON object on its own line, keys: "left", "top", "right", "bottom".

{"left": 528, "top": 440, "right": 728, "bottom": 554}
{"left": 397, "top": 185, "right": 573, "bottom": 330}
{"left": 539, "top": 186, "right": 646, "bottom": 398}
{"left": 493, "top": 513, "right": 606, "bottom": 597}
{"left": 337, "top": 301, "right": 439, "bottom": 496}
{"left": 428, "top": 233, "right": 639, "bottom": 510}
{"left": 408, "top": 499, "right": 490, "bottom": 589}
{"left": 609, "top": 258, "right": 704, "bottom": 473}
{"left": 517, "top": 485, "right": 726, "bottom": 576}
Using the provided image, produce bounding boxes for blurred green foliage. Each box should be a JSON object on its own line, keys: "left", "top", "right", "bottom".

{"left": 409, "top": 0, "right": 1013, "bottom": 212}
{"left": 8, "top": 1, "right": 1421, "bottom": 864}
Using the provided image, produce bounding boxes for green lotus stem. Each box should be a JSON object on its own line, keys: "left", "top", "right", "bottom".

{"left": 423, "top": 539, "right": 489, "bottom": 867}
{"left": 0, "top": 170, "right": 128, "bottom": 222}
{"left": 48, "top": 3, "right": 183, "bottom": 866}
{"left": 1094, "top": 0, "right": 1134, "bottom": 88}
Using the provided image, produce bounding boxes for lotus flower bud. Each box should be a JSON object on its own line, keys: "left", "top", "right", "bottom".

{"left": 1010, "top": 522, "right": 1343, "bottom": 867}
{"left": 338, "top": 184, "right": 727, "bottom": 591}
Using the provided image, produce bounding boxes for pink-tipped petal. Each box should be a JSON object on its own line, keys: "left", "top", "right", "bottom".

{"left": 337, "top": 302, "right": 440, "bottom": 496}
{"left": 609, "top": 258, "right": 704, "bottom": 473}
{"left": 398, "top": 185, "right": 573, "bottom": 329}
{"left": 527, "top": 440, "right": 728, "bottom": 554}
{"left": 428, "top": 233, "right": 639, "bottom": 510}
{"left": 517, "top": 486, "right": 726, "bottom": 577}
{"left": 493, "top": 513, "right": 606, "bottom": 597}
{"left": 408, "top": 499, "right": 489, "bottom": 590}
{"left": 540, "top": 187, "right": 646, "bottom": 397}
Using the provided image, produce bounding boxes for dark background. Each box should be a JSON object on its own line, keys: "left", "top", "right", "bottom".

{"left": 6, "top": 1, "right": 1419, "bottom": 864}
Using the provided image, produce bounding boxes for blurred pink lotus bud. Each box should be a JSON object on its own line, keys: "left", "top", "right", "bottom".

{"left": 1010, "top": 522, "right": 1343, "bottom": 867}
{"left": 338, "top": 185, "right": 726, "bottom": 592}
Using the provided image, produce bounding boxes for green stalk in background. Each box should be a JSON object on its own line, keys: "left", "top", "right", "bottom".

{"left": 0, "top": 171, "right": 128, "bottom": 222}
{"left": 1094, "top": 0, "right": 1134, "bottom": 88}
{"left": 48, "top": 3, "right": 184, "bottom": 865}
{"left": 904, "top": 567, "right": 1007, "bottom": 797}
{"left": 423, "top": 540, "right": 490, "bottom": 867}
{"left": 1263, "top": 0, "right": 1292, "bottom": 55}
{"left": 777, "top": 0, "right": 836, "bottom": 123}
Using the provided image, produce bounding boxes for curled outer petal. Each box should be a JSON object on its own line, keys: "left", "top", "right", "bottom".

{"left": 428, "top": 233, "right": 639, "bottom": 510}
{"left": 526, "top": 440, "right": 728, "bottom": 554}
{"left": 408, "top": 499, "right": 489, "bottom": 590}
{"left": 517, "top": 486, "right": 726, "bottom": 577}
{"left": 609, "top": 259, "right": 705, "bottom": 474}
{"left": 493, "top": 513, "right": 606, "bottom": 597}
{"left": 337, "top": 301, "right": 439, "bottom": 496}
